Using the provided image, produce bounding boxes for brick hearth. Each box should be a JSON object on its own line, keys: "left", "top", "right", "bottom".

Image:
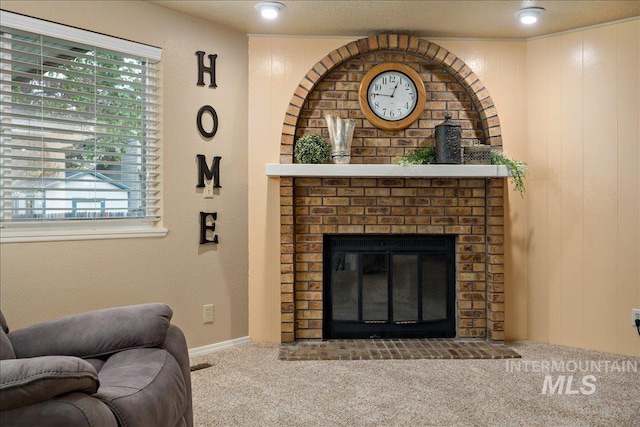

{"left": 279, "top": 339, "right": 520, "bottom": 361}
{"left": 275, "top": 34, "right": 507, "bottom": 343}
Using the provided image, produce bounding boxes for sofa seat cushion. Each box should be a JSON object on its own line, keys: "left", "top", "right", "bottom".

{"left": 0, "top": 392, "right": 118, "bottom": 427}
{"left": 1, "top": 328, "right": 15, "bottom": 360}
{"left": 84, "top": 357, "right": 107, "bottom": 373}
{"left": 0, "top": 356, "right": 99, "bottom": 411}
{"left": 94, "top": 348, "right": 187, "bottom": 427}
{"left": 0, "top": 310, "right": 9, "bottom": 334}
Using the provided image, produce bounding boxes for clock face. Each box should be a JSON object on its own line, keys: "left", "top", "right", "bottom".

{"left": 358, "top": 63, "right": 426, "bottom": 131}
{"left": 367, "top": 70, "right": 418, "bottom": 121}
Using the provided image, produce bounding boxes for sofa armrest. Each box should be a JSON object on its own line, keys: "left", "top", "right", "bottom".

{"left": 8, "top": 304, "right": 172, "bottom": 359}
{"left": 0, "top": 356, "right": 99, "bottom": 411}
{"left": 162, "top": 324, "right": 193, "bottom": 427}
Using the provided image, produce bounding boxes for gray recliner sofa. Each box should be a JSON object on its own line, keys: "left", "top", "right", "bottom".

{"left": 0, "top": 303, "right": 193, "bottom": 427}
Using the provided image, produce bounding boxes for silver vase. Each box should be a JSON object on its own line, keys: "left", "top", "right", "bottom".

{"left": 325, "top": 115, "right": 355, "bottom": 164}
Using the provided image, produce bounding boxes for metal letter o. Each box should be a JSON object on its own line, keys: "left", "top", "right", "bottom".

{"left": 197, "top": 105, "right": 218, "bottom": 138}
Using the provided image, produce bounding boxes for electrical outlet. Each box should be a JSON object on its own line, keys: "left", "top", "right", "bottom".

{"left": 633, "top": 309, "right": 640, "bottom": 326}
{"left": 203, "top": 304, "right": 214, "bottom": 324}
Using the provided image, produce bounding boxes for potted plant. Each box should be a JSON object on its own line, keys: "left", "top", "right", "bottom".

{"left": 294, "top": 134, "right": 331, "bottom": 164}
{"left": 397, "top": 146, "right": 436, "bottom": 166}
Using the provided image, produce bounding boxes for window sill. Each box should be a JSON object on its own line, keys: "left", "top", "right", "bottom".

{"left": 0, "top": 224, "right": 168, "bottom": 244}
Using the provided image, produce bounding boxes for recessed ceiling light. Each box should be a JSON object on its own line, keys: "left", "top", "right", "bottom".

{"left": 254, "top": 2, "right": 285, "bottom": 20}
{"left": 514, "top": 7, "right": 546, "bottom": 25}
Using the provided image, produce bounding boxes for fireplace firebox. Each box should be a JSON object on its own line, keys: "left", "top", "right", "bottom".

{"left": 323, "top": 234, "right": 456, "bottom": 339}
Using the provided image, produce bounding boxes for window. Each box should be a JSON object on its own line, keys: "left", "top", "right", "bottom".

{"left": 0, "top": 11, "right": 163, "bottom": 242}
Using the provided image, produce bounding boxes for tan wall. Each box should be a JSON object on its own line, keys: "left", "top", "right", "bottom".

{"left": 248, "top": 22, "right": 640, "bottom": 357}
{"left": 0, "top": 1, "right": 249, "bottom": 349}
{"left": 248, "top": 38, "right": 354, "bottom": 342}
{"left": 525, "top": 20, "right": 640, "bottom": 357}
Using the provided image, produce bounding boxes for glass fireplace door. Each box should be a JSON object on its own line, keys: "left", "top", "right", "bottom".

{"left": 324, "top": 235, "right": 455, "bottom": 339}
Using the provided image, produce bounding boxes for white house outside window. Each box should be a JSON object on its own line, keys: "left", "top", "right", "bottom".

{"left": 0, "top": 11, "right": 164, "bottom": 242}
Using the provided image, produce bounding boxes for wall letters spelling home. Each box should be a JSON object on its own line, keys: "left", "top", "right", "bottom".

{"left": 196, "top": 51, "right": 221, "bottom": 244}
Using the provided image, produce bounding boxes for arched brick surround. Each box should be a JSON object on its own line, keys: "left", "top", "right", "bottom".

{"left": 279, "top": 34, "right": 502, "bottom": 163}
{"left": 278, "top": 34, "right": 506, "bottom": 343}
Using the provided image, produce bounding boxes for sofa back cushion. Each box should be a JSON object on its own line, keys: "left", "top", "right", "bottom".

{"left": 8, "top": 303, "right": 173, "bottom": 359}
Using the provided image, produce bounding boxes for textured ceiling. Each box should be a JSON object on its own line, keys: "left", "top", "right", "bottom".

{"left": 148, "top": 0, "right": 639, "bottom": 39}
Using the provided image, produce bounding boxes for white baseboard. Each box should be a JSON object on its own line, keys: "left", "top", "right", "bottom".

{"left": 188, "top": 336, "right": 251, "bottom": 358}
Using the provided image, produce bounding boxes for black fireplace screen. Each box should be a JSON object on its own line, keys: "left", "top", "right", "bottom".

{"left": 323, "top": 235, "right": 456, "bottom": 339}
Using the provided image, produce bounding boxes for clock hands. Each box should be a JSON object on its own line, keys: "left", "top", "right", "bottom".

{"left": 390, "top": 81, "right": 399, "bottom": 97}
{"left": 372, "top": 81, "right": 400, "bottom": 98}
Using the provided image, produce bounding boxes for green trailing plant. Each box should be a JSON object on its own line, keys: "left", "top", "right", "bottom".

{"left": 397, "top": 146, "right": 436, "bottom": 165}
{"left": 294, "top": 134, "right": 331, "bottom": 164}
{"left": 397, "top": 146, "right": 527, "bottom": 198}
{"left": 490, "top": 150, "right": 527, "bottom": 198}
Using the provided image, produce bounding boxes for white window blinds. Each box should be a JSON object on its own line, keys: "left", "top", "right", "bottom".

{"left": 0, "top": 11, "right": 161, "bottom": 227}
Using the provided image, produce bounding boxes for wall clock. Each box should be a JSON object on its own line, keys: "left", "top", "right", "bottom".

{"left": 358, "top": 62, "right": 426, "bottom": 131}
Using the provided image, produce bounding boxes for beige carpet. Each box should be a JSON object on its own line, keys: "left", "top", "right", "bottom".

{"left": 190, "top": 340, "right": 640, "bottom": 426}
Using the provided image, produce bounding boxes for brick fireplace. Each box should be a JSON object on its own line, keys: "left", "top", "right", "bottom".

{"left": 272, "top": 35, "right": 507, "bottom": 343}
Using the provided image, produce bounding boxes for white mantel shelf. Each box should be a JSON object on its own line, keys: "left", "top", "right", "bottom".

{"left": 265, "top": 163, "right": 511, "bottom": 178}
